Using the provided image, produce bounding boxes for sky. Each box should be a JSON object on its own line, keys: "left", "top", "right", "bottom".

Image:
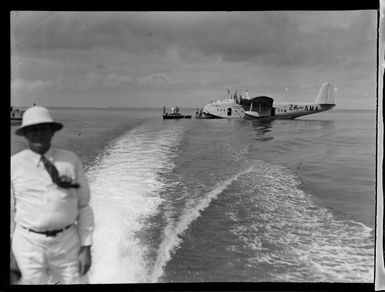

{"left": 10, "top": 11, "right": 378, "bottom": 109}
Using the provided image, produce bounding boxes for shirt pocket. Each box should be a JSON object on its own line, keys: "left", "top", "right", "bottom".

{"left": 55, "top": 161, "right": 77, "bottom": 183}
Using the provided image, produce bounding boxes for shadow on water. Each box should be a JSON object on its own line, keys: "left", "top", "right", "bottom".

{"left": 249, "top": 119, "right": 274, "bottom": 142}
{"left": 244, "top": 117, "right": 336, "bottom": 142}
{"left": 288, "top": 118, "right": 335, "bottom": 128}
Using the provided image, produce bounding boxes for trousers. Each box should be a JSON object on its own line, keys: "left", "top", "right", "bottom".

{"left": 12, "top": 224, "right": 83, "bottom": 284}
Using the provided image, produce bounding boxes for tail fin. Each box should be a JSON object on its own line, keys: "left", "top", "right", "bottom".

{"left": 315, "top": 82, "right": 335, "bottom": 105}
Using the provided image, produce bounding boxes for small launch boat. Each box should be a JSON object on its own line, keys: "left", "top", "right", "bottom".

{"left": 163, "top": 106, "right": 192, "bottom": 119}
{"left": 10, "top": 106, "right": 24, "bottom": 123}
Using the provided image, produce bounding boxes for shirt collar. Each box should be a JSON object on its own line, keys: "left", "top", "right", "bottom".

{"left": 28, "top": 146, "right": 55, "bottom": 165}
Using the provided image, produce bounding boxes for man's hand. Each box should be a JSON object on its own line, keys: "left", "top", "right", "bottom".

{"left": 78, "top": 246, "right": 92, "bottom": 276}
{"left": 10, "top": 248, "right": 21, "bottom": 284}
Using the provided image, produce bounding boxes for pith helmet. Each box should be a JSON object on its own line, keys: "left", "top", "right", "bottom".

{"left": 15, "top": 106, "right": 63, "bottom": 136}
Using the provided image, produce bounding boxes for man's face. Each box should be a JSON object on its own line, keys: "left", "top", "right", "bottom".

{"left": 23, "top": 123, "right": 54, "bottom": 154}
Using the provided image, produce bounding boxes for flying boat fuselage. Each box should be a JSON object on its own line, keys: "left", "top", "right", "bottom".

{"left": 201, "top": 83, "right": 336, "bottom": 120}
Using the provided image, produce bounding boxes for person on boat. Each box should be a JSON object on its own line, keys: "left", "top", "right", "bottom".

{"left": 10, "top": 106, "right": 94, "bottom": 284}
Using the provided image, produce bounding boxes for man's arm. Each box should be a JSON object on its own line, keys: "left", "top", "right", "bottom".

{"left": 10, "top": 183, "right": 16, "bottom": 239}
{"left": 78, "top": 246, "right": 92, "bottom": 275}
{"left": 75, "top": 157, "right": 94, "bottom": 246}
{"left": 75, "top": 157, "right": 94, "bottom": 275}
{"left": 10, "top": 182, "right": 21, "bottom": 283}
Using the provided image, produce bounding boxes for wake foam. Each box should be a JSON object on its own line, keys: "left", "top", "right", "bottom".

{"left": 148, "top": 167, "right": 255, "bottom": 282}
{"left": 87, "top": 123, "right": 184, "bottom": 283}
{"left": 228, "top": 160, "right": 374, "bottom": 282}
{"left": 85, "top": 129, "right": 373, "bottom": 283}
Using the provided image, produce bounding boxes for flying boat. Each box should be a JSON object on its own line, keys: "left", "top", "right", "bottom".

{"left": 199, "top": 83, "right": 335, "bottom": 119}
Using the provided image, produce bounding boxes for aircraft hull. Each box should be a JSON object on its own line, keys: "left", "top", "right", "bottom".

{"left": 202, "top": 102, "right": 335, "bottom": 120}
{"left": 202, "top": 100, "right": 245, "bottom": 119}
{"left": 201, "top": 83, "right": 336, "bottom": 120}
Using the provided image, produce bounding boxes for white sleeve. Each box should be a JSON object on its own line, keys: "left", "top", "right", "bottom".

{"left": 75, "top": 157, "right": 94, "bottom": 246}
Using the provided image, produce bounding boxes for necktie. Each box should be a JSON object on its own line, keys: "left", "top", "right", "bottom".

{"left": 40, "top": 155, "right": 80, "bottom": 189}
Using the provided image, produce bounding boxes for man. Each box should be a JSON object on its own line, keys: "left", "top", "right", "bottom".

{"left": 10, "top": 106, "right": 94, "bottom": 284}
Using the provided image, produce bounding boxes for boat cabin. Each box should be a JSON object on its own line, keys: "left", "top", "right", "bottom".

{"left": 163, "top": 105, "right": 192, "bottom": 119}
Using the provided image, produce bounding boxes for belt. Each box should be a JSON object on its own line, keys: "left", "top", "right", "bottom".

{"left": 20, "top": 224, "right": 73, "bottom": 237}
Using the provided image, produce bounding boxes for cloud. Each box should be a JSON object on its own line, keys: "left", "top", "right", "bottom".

{"left": 104, "top": 74, "right": 134, "bottom": 88}
{"left": 181, "top": 11, "right": 376, "bottom": 68}
{"left": 137, "top": 73, "right": 172, "bottom": 86}
{"left": 75, "top": 71, "right": 181, "bottom": 90}
{"left": 77, "top": 72, "right": 105, "bottom": 90}
{"left": 11, "top": 69, "right": 199, "bottom": 94}
{"left": 75, "top": 72, "right": 124, "bottom": 90}
{"left": 10, "top": 11, "right": 376, "bottom": 109}
{"left": 11, "top": 11, "right": 376, "bottom": 69}
{"left": 11, "top": 78, "right": 53, "bottom": 94}
{"left": 11, "top": 11, "right": 172, "bottom": 54}
{"left": 95, "top": 61, "right": 107, "bottom": 71}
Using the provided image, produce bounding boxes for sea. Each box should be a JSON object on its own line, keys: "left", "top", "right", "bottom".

{"left": 10, "top": 107, "right": 376, "bottom": 284}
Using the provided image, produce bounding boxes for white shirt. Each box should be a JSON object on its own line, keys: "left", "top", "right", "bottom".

{"left": 11, "top": 147, "right": 94, "bottom": 246}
